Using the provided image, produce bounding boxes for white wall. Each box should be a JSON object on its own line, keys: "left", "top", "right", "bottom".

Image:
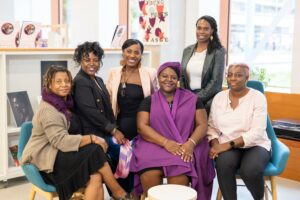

{"left": 184, "top": 0, "right": 221, "bottom": 47}
{"left": 159, "top": 0, "right": 186, "bottom": 64}
{"left": 0, "top": 0, "right": 50, "bottom": 23}
{"left": 158, "top": 0, "right": 220, "bottom": 65}
{"left": 0, "top": 0, "right": 14, "bottom": 21}
{"left": 68, "top": 0, "right": 119, "bottom": 48}
{"left": 98, "top": 0, "right": 119, "bottom": 48}
{"left": 291, "top": 0, "right": 300, "bottom": 93}
{"left": 68, "top": 0, "right": 100, "bottom": 47}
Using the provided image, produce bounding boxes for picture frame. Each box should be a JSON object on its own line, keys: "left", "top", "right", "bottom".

{"left": 7, "top": 91, "right": 34, "bottom": 127}
{"left": 111, "top": 25, "right": 127, "bottom": 48}
{"left": 129, "top": 0, "right": 169, "bottom": 45}
{"left": 18, "top": 21, "right": 41, "bottom": 48}
{"left": 0, "top": 21, "right": 20, "bottom": 47}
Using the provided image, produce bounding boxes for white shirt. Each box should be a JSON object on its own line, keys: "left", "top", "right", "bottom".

{"left": 186, "top": 50, "right": 207, "bottom": 90}
{"left": 207, "top": 88, "right": 271, "bottom": 151}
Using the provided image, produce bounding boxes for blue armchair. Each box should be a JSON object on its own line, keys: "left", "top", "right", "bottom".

{"left": 17, "top": 121, "right": 84, "bottom": 200}
{"left": 17, "top": 121, "right": 57, "bottom": 200}
{"left": 216, "top": 80, "right": 290, "bottom": 200}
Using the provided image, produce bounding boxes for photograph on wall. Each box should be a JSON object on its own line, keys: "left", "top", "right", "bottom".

{"left": 7, "top": 91, "right": 34, "bottom": 127}
{"left": 129, "top": 0, "right": 169, "bottom": 45}
{"left": 0, "top": 21, "right": 20, "bottom": 47}
{"left": 40, "top": 61, "right": 68, "bottom": 91}
{"left": 111, "top": 25, "right": 127, "bottom": 48}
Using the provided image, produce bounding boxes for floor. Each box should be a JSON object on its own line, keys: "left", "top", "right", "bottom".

{"left": 0, "top": 176, "right": 299, "bottom": 200}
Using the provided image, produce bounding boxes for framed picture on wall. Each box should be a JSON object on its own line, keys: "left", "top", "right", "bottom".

{"left": 129, "top": 0, "right": 169, "bottom": 45}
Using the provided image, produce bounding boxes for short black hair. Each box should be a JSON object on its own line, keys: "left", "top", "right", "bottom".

{"left": 122, "top": 39, "right": 144, "bottom": 54}
{"left": 73, "top": 41, "right": 104, "bottom": 66}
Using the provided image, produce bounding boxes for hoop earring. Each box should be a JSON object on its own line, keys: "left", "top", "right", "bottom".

{"left": 210, "top": 35, "right": 213, "bottom": 41}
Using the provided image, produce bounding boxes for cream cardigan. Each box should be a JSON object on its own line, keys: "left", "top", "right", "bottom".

{"left": 21, "top": 101, "right": 82, "bottom": 173}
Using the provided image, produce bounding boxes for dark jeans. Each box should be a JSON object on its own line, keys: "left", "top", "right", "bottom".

{"left": 215, "top": 146, "right": 270, "bottom": 200}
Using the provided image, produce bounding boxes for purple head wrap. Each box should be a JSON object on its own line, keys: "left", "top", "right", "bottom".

{"left": 157, "top": 62, "right": 181, "bottom": 77}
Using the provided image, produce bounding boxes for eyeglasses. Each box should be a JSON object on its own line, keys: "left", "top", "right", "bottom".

{"left": 226, "top": 73, "right": 244, "bottom": 78}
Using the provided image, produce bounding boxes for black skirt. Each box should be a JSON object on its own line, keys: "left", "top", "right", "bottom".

{"left": 41, "top": 144, "right": 107, "bottom": 200}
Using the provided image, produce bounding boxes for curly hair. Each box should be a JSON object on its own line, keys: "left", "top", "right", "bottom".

{"left": 43, "top": 66, "right": 72, "bottom": 91}
{"left": 196, "top": 15, "right": 223, "bottom": 54}
{"left": 73, "top": 41, "right": 104, "bottom": 66}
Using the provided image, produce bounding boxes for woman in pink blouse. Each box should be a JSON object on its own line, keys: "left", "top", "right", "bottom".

{"left": 207, "top": 63, "right": 271, "bottom": 200}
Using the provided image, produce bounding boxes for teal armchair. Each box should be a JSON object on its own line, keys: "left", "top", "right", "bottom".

{"left": 17, "top": 121, "right": 57, "bottom": 200}
{"left": 17, "top": 121, "right": 84, "bottom": 200}
{"left": 217, "top": 80, "right": 290, "bottom": 200}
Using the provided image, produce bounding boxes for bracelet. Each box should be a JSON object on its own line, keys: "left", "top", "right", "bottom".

{"left": 162, "top": 139, "right": 168, "bottom": 147}
{"left": 188, "top": 138, "right": 197, "bottom": 146}
{"left": 90, "top": 135, "right": 93, "bottom": 144}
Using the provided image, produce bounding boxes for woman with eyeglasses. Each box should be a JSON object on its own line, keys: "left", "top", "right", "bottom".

{"left": 207, "top": 63, "right": 271, "bottom": 200}
{"left": 180, "top": 15, "right": 225, "bottom": 114}
{"left": 106, "top": 39, "right": 158, "bottom": 194}
{"left": 72, "top": 41, "right": 134, "bottom": 200}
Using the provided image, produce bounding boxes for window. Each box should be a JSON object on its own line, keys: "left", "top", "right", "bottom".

{"left": 228, "top": 0, "right": 295, "bottom": 88}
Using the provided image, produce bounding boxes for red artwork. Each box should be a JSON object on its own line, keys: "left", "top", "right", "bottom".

{"left": 137, "top": 0, "right": 169, "bottom": 44}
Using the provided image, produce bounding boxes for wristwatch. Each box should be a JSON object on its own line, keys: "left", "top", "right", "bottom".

{"left": 229, "top": 141, "right": 235, "bottom": 149}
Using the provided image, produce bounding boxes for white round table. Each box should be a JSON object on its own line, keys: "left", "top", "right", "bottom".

{"left": 146, "top": 184, "right": 197, "bottom": 200}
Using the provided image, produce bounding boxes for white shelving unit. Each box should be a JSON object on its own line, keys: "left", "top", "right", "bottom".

{"left": 0, "top": 48, "right": 151, "bottom": 181}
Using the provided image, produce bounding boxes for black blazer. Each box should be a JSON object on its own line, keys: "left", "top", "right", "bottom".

{"left": 180, "top": 44, "right": 225, "bottom": 112}
{"left": 72, "top": 69, "right": 116, "bottom": 140}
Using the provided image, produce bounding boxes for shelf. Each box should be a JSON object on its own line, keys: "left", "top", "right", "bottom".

{"left": 7, "top": 126, "right": 21, "bottom": 134}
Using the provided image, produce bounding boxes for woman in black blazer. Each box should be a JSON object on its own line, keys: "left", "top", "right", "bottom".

{"left": 72, "top": 41, "right": 133, "bottom": 200}
{"left": 73, "top": 42, "right": 126, "bottom": 143}
{"left": 181, "top": 15, "right": 225, "bottom": 114}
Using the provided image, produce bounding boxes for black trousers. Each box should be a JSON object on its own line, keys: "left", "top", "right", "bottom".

{"left": 215, "top": 146, "right": 270, "bottom": 200}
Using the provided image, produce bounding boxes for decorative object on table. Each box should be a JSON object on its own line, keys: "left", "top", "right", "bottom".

{"left": 7, "top": 91, "right": 34, "bottom": 127}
